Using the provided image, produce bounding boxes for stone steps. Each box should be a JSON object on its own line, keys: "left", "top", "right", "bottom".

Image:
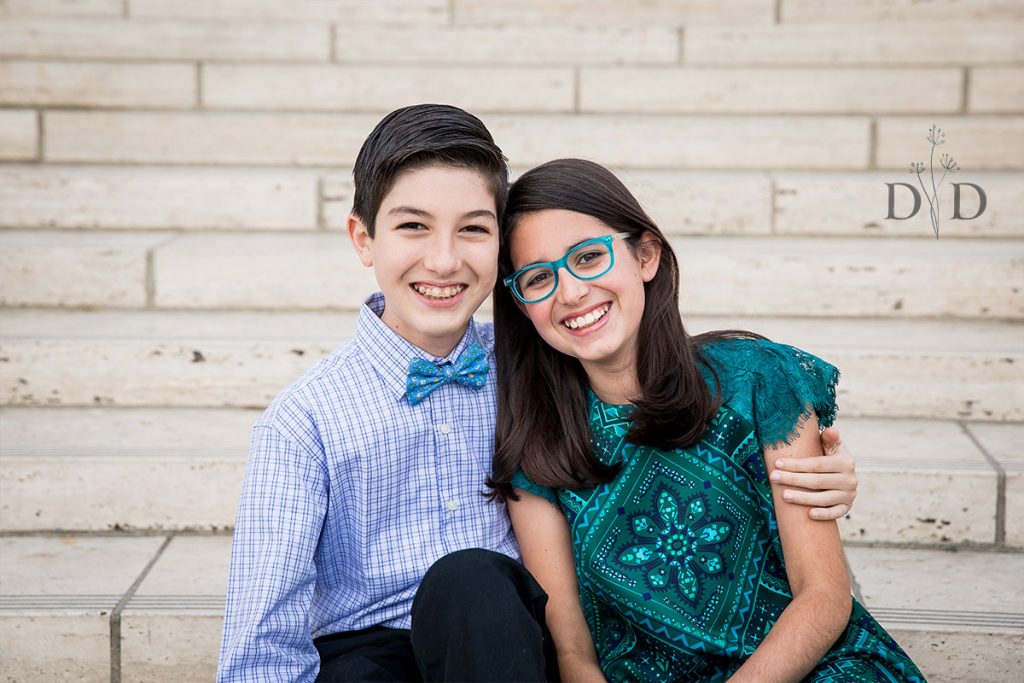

{"left": 1, "top": 407, "right": 1021, "bottom": 548}
{"left": 1, "top": 535, "right": 1020, "bottom": 682}
{"left": 3, "top": 310, "right": 1020, "bottom": 420}
{"left": 3, "top": 166, "right": 1021, "bottom": 238}
{"left": 9, "top": 111, "right": 1020, "bottom": 170}
{"left": 2, "top": 231, "right": 1021, "bottom": 318}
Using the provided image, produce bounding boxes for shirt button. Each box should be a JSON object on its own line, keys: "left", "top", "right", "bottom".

{"left": 439, "top": 423, "right": 451, "bottom": 434}
{"left": 446, "top": 500, "right": 459, "bottom": 512}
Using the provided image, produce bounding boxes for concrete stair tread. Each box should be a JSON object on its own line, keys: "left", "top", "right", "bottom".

{"left": 2, "top": 308, "right": 1021, "bottom": 349}
{"left": 1, "top": 409, "right": 1018, "bottom": 546}
{"left": 1, "top": 535, "right": 1021, "bottom": 682}
{"left": 3, "top": 229, "right": 1021, "bottom": 317}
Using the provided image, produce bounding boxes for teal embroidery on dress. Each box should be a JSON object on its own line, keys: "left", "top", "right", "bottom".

{"left": 540, "top": 339, "right": 924, "bottom": 683}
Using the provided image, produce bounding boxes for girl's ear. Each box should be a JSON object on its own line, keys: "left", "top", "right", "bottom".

{"left": 348, "top": 214, "right": 374, "bottom": 268}
{"left": 636, "top": 230, "right": 663, "bottom": 282}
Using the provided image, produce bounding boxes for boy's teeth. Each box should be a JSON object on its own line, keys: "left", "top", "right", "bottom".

{"left": 565, "top": 305, "right": 609, "bottom": 330}
{"left": 416, "top": 285, "right": 463, "bottom": 299}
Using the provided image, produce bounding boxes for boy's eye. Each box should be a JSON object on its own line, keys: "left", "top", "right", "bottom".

{"left": 398, "top": 222, "right": 426, "bottom": 231}
{"left": 461, "top": 225, "right": 491, "bottom": 234}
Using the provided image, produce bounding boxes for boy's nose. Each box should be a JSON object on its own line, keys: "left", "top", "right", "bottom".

{"left": 423, "top": 237, "right": 461, "bottom": 275}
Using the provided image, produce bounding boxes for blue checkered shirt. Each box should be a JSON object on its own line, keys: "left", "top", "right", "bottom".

{"left": 217, "top": 293, "right": 520, "bottom": 683}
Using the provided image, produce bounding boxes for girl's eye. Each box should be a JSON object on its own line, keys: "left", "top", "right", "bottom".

{"left": 574, "top": 249, "right": 605, "bottom": 266}
{"left": 525, "top": 270, "right": 552, "bottom": 289}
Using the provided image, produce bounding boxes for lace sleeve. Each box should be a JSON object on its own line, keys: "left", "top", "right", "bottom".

{"left": 752, "top": 341, "right": 840, "bottom": 449}
{"left": 510, "top": 469, "right": 559, "bottom": 506}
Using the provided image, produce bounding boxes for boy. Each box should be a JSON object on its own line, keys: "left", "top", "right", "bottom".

{"left": 218, "top": 104, "right": 858, "bottom": 682}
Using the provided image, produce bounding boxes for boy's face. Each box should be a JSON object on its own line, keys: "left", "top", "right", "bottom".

{"left": 349, "top": 164, "right": 500, "bottom": 358}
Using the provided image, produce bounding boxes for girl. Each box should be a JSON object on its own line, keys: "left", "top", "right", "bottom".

{"left": 489, "top": 159, "right": 924, "bottom": 682}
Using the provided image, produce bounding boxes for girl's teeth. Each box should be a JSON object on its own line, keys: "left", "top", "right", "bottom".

{"left": 565, "top": 305, "right": 609, "bottom": 330}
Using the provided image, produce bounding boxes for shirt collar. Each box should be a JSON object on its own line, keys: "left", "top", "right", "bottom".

{"left": 354, "top": 292, "right": 483, "bottom": 402}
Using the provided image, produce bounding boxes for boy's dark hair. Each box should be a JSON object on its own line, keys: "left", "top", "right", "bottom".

{"left": 351, "top": 104, "right": 509, "bottom": 236}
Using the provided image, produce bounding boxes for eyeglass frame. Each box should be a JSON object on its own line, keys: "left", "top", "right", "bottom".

{"left": 503, "top": 232, "right": 632, "bottom": 304}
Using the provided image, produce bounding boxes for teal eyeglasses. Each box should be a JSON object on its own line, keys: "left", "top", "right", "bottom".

{"left": 503, "top": 233, "right": 630, "bottom": 304}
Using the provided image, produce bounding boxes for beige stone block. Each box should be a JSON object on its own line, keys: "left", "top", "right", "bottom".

{"left": 783, "top": 0, "right": 1024, "bottom": 22}
{"left": 0, "top": 309, "right": 356, "bottom": 408}
{"left": 321, "top": 172, "right": 354, "bottom": 230}
{"left": 970, "top": 67, "right": 1024, "bottom": 113}
{"left": 0, "top": 406, "right": 252, "bottom": 530}
{"left": 154, "top": 233, "right": 375, "bottom": 310}
{"left": 834, "top": 350, "right": 1023, "bottom": 422}
{"left": 453, "top": 0, "right": 774, "bottom": 27}
{"left": 846, "top": 547, "right": 1024, "bottom": 681}
{"left": 0, "top": 0, "right": 122, "bottom": 16}
{"left": 0, "top": 231, "right": 168, "bottom": 307}
{"left": 616, "top": 170, "right": 771, "bottom": 234}
{"left": 835, "top": 419, "right": 996, "bottom": 545}
{"left": 0, "top": 407, "right": 255, "bottom": 530}
{"left": 773, "top": 171, "right": 1024, "bottom": 238}
{"left": 0, "top": 61, "right": 194, "bottom": 108}
{"left": 44, "top": 111, "right": 377, "bottom": 165}
{"left": 484, "top": 115, "right": 870, "bottom": 169}
{"left": 120, "top": 536, "right": 229, "bottom": 682}
{"left": 130, "top": 0, "right": 447, "bottom": 24}
{"left": 203, "top": 64, "right": 574, "bottom": 113}
{"left": 685, "top": 23, "right": 1024, "bottom": 66}
{"left": 120, "top": 613, "right": 222, "bottom": 683}
{"left": 580, "top": 68, "right": 961, "bottom": 114}
{"left": 1, "top": 456, "right": 245, "bottom": 530}
{"left": 335, "top": 25, "right": 678, "bottom": 65}
{"left": 0, "top": 614, "right": 111, "bottom": 682}
{"left": 686, "top": 316, "right": 1024, "bottom": 422}
{"left": 676, "top": 236, "right": 1024, "bottom": 319}
{"left": 0, "top": 18, "right": 329, "bottom": 61}
{"left": 0, "top": 536, "right": 165, "bottom": 681}
{"left": 0, "top": 166, "right": 319, "bottom": 230}
{"left": 876, "top": 117, "right": 1024, "bottom": 171}
{"left": 966, "top": 422, "right": 1024, "bottom": 547}
{"left": 0, "top": 313, "right": 352, "bottom": 405}
{"left": 884, "top": 630, "right": 1024, "bottom": 683}
{"left": 0, "top": 109, "right": 37, "bottom": 161}
{"left": 0, "top": 337, "right": 341, "bottom": 408}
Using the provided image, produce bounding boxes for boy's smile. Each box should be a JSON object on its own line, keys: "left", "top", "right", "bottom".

{"left": 349, "top": 164, "right": 500, "bottom": 358}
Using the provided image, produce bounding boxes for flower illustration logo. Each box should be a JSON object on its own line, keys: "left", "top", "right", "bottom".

{"left": 909, "top": 124, "right": 959, "bottom": 238}
{"left": 618, "top": 490, "right": 731, "bottom": 602}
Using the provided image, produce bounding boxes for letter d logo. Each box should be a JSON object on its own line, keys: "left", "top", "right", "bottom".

{"left": 886, "top": 183, "right": 921, "bottom": 220}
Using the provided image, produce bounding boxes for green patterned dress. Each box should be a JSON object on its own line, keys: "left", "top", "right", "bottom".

{"left": 512, "top": 338, "right": 924, "bottom": 682}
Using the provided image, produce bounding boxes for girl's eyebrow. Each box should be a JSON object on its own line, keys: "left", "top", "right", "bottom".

{"left": 522, "top": 236, "right": 597, "bottom": 267}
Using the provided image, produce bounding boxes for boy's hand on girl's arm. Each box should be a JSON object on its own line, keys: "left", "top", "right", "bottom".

{"left": 770, "top": 426, "right": 857, "bottom": 521}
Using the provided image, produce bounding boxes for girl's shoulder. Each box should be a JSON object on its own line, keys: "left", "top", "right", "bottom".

{"left": 696, "top": 335, "right": 840, "bottom": 449}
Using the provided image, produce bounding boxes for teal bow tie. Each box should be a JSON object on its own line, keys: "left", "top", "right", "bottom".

{"left": 406, "top": 342, "right": 489, "bottom": 406}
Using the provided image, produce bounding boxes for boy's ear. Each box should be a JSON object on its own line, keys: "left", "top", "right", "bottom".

{"left": 347, "top": 214, "right": 374, "bottom": 268}
{"left": 637, "top": 230, "right": 663, "bottom": 283}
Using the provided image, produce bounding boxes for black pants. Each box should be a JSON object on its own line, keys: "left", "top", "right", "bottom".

{"left": 314, "top": 549, "right": 559, "bottom": 682}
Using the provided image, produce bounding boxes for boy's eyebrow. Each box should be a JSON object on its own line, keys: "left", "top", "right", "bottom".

{"left": 387, "top": 206, "right": 497, "bottom": 221}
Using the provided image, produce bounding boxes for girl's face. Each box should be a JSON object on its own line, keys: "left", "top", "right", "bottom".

{"left": 509, "top": 209, "right": 661, "bottom": 377}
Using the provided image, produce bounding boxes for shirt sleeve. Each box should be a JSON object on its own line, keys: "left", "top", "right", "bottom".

{"left": 750, "top": 341, "right": 840, "bottom": 449}
{"left": 510, "top": 468, "right": 559, "bottom": 506}
{"left": 701, "top": 338, "right": 839, "bottom": 450}
{"left": 217, "top": 422, "right": 328, "bottom": 683}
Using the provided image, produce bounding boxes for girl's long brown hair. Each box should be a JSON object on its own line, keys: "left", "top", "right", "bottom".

{"left": 488, "top": 159, "right": 757, "bottom": 499}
